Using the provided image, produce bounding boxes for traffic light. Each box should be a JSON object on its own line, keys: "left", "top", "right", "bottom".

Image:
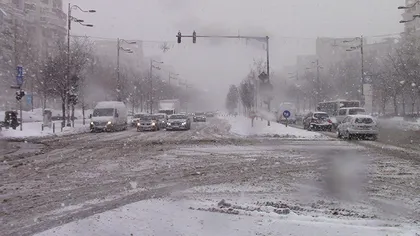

{"left": 69, "top": 94, "right": 78, "bottom": 105}
{"left": 15, "top": 90, "right": 25, "bottom": 101}
{"left": 192, "top": 30, "right": 196, "bottom": 43}
{"left": 177, "top": 31, "right": 182, "bottom": 44}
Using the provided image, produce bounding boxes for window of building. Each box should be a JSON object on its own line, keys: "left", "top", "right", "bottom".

{"left": 41, "top": 0, "right": 49, "bottom": 4}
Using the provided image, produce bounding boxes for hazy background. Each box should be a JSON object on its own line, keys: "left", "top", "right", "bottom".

{"left": 64, "top": 0, "right": 404, "bottom": 108}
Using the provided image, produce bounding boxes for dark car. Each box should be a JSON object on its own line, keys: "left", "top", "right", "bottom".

{"left": 193, "top": 112, "right": 207, "bottom": 122}
{"left": 303, "top": 112, "right": 333, "bottom": 132}
{"left": 166, "top": 114, "right": 191, "bottom": 130}
{"left": 205, "top": 112, "right": 215, "bottom": 117}
{"left": 131, "top": 113, "right": 147, "bottom": 127}
{"left": 137, "top": 115, "right": 160, "bottom": 132}
{"left": 153, "top": 113, "right": 168, "bottom": 129}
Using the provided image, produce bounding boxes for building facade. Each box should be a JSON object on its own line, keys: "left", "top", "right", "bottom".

{"left": 0, "top": 0, "right": 66, "bottom": 110}
{"left": 401, "top": 0, "right": 420, "bottom": 34}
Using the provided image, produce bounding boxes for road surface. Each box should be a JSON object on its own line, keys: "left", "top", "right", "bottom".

{"left": 1, "top": 117, "right": 419, "bottom": 235}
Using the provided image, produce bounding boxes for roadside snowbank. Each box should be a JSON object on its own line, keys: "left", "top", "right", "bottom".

{"left": 378, "top": 117, "right": 420, "bottom": 131}
{"left": 0, "top": 120, "right": 88, "bottom": 139}
{"left": 224, "top": 116, "right": 326, "bottom": 139}
{"left": 35, "top": 197, "right": 416, "bottom": 236}
{"left": 0, "top": 108, "right": 93, "bottom": 123}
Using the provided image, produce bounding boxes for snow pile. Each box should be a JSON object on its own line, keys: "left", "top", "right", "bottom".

{"left": 34, "top": 198, "right": 417, "bottom": 236}
{"left": 378, "top": 117, "right": 420, "bottom": 131}
{"left": 0, "top": 108, "right": 93, "bottom": 123}
{"left": 0, "top": 120, "right": 88, "bottom": 139}
{"left": 224, "top": 116, "right": 326, "bottom": 139}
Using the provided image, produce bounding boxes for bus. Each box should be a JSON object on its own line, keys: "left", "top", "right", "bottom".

{"left": 317, "top": 100, "right": 361, "bottom": 116}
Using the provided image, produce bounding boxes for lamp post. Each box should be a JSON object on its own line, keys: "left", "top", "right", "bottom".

{"left": 343, "top": 36, "right": 364, "bottom": 102}
{"left": 288, "top": 71, "right": 300, "bottom": 112}
{"left": 168, "top": 72, "right": 179, "bottom": 86}
{"left": 117, "top": 39, "right": 136, "bottom": 101}
{"left": 66, "top": 4, "right": 95, "bottom": 127}
{"left": 149, "top": 59, "right": 163, "bottom": 113}
{"left": 306, "top": 59, "right": 323, "bottom": 105}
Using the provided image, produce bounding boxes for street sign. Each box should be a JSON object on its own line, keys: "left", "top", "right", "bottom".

{"left": 16, "top": 65, "right": 23, "bottom": 86}
{"left": 283, "top": 110, "right": 291, "bottom": 118}
{"left": 26, "top": 94, "right": 32, "bottom": 106}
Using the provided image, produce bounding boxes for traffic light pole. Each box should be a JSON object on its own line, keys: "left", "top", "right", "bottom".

{"left": 176, "top": 33, "right": 270, "bottom": 83}
{"left": 19, "top": 99, "right": 22, "bottom": 131}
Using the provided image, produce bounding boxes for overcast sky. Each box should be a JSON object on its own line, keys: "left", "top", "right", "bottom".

{"left": 65, "top": 0, "right": 405, "bottom": 106}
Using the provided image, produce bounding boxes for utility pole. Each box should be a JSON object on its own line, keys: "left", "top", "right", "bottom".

{"left": 66, "top": 4, "right": 95, "bottom": 126}
{"left": 316, "top": 59, "right": 321, "bottom": 105}
{"left": 149, "top": 59, "right": 153, "bottom": 114}
{"left": 149, "top": 59, "right": 163, "bottom": 114}
{"left": 116, "top": 39, "right": 136, "bottom": 101}
{"left": 66, "top": 3, "right": 71, "bottom": 127}
{"left": 176, "top": 31, "right": 271, "bottom": 106}
{"left": 168, "top": 72, "right": 179, "bottom": 86}
{"left": 117, "top": 38, "right": 121, "bottom": 101}
{"left": 344, "top": 35, "right": 364, "bottom": 102}
{"left": 360, "top": 35, "right": 364, "bottom": 98}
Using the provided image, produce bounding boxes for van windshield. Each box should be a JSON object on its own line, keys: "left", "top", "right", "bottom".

{"left": 349, "top": 108, "right": 365, "bottom": 115}
{"left": 93, "top": 108, "right": 114, "bottom": 117}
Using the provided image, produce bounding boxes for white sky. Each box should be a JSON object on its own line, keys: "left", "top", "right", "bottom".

{"left": 65, "top": 0, "right": 405, "bottom": 105}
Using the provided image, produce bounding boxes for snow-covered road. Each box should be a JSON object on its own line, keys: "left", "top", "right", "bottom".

{"left": 1, "top": 117, "right": 419, "bottom": 235}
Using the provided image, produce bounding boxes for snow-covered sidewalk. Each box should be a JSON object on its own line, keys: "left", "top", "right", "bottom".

{"left": 0, "top": 120, "right": 89, "bottom": 139}
{"left": 34, "top": 189, "right": 417, "bottom": 236}
{"left": 223, "top": 115, "right": 326, "bottom": 139}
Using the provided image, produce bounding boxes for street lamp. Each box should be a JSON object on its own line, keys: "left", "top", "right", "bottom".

{"left": 116, "top": 39, "right": 137, "bottom": 101}
{"left": 66, "top": 4, "right": 95, "bottom": 127}
{"left": 149, "top": 59, "right": 164, "bottom": 113}
{"left": 343, "top": 36, "right": 364, "bottom": 101}
{"left": 398, "top": 0, "right": 420, "bottom": 9}
{"left": 168, "top": 72, "right": 179, "bottom": 86}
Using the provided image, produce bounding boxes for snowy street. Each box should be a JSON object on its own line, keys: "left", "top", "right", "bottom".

{"left": 1, "top": 116, "right": 419, "bottom": 235}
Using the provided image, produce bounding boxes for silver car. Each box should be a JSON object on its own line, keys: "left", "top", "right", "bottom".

{"left": 137, "top": 115, "right": 160, "bottom": 132}
{"left": 166, "top": 114, "right": 191, "bottom": 131}
{"left": 337, "top": 115, "right": 378, "bottom": 140}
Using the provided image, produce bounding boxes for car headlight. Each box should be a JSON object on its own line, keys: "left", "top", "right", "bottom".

{"left": 137, "top": 122, "right": 140, "bottom": 126}
{"left": 107, "top": 121, "right": 112, "bottom": 125}
{"left": 151, "top": 122, "right": 156, "bottom": 126}
{"left": 182, "top": 122, "right": 186, "bottom": 125}
{"left": 90, "top": 122, "right": 94, "bottom": 125}
{"left": 167, "top": 123, "right": 171, "bottom": 126}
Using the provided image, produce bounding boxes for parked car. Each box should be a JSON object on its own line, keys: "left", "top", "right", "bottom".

{"left": 303, "top": 112, "right": 333, "bottom": 131}
{"left": 336, "top": 107, "right": 366, "bottom": 124}
{"left": 193, "top": 112, "right": 207, "bottom": 122}
{"left": 205, "top": 112, "right": 215, "bottom": 117}
{"left": 131, "top": 113, "right": 147, "bottom": 127}
{"left": 337, "top": 115, "right": 378, "bottom": 140}
{"left": 153, "top": 113, "right": 168, "bottom": 129}
{"left": 90, "top": 101, "right": 127, "bottom": 132}
{"left": 166, "top": 114, "right": 191, "bottom": 130}
{"left": 137, "top": 114, "right": 160, "bottom": 132}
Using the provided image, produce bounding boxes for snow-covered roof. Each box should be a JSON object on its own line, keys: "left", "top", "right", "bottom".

{"left": 95, "top": 101, "right": 125, "bottom": 108}
{"left": 348, "top": 114, "right": 374, "bottom": 119}
{"left": 339, "top": 107, "right": 365, "bottom": 110}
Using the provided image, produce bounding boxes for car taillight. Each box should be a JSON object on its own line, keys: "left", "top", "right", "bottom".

{"left": 327, "top": 119, "right": 332, "bottom": 123}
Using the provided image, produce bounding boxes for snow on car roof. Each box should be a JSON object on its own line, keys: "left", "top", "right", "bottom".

{"left": 348, "top": 114, "right": 374, "bottom": 118}
{"left": 339, "top": 107, "right": 365, "bottom": 110}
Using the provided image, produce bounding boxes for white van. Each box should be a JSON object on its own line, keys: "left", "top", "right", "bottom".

{"left": 90, "top": 101, "right": 128, "bottom": 132}
{"left": 336, "top": 107, "right": 366, "bottom": 124}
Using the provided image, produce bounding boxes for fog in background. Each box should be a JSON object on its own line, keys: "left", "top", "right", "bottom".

{"left": 65, "top": 0, "right": 404, "bottom": 110}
